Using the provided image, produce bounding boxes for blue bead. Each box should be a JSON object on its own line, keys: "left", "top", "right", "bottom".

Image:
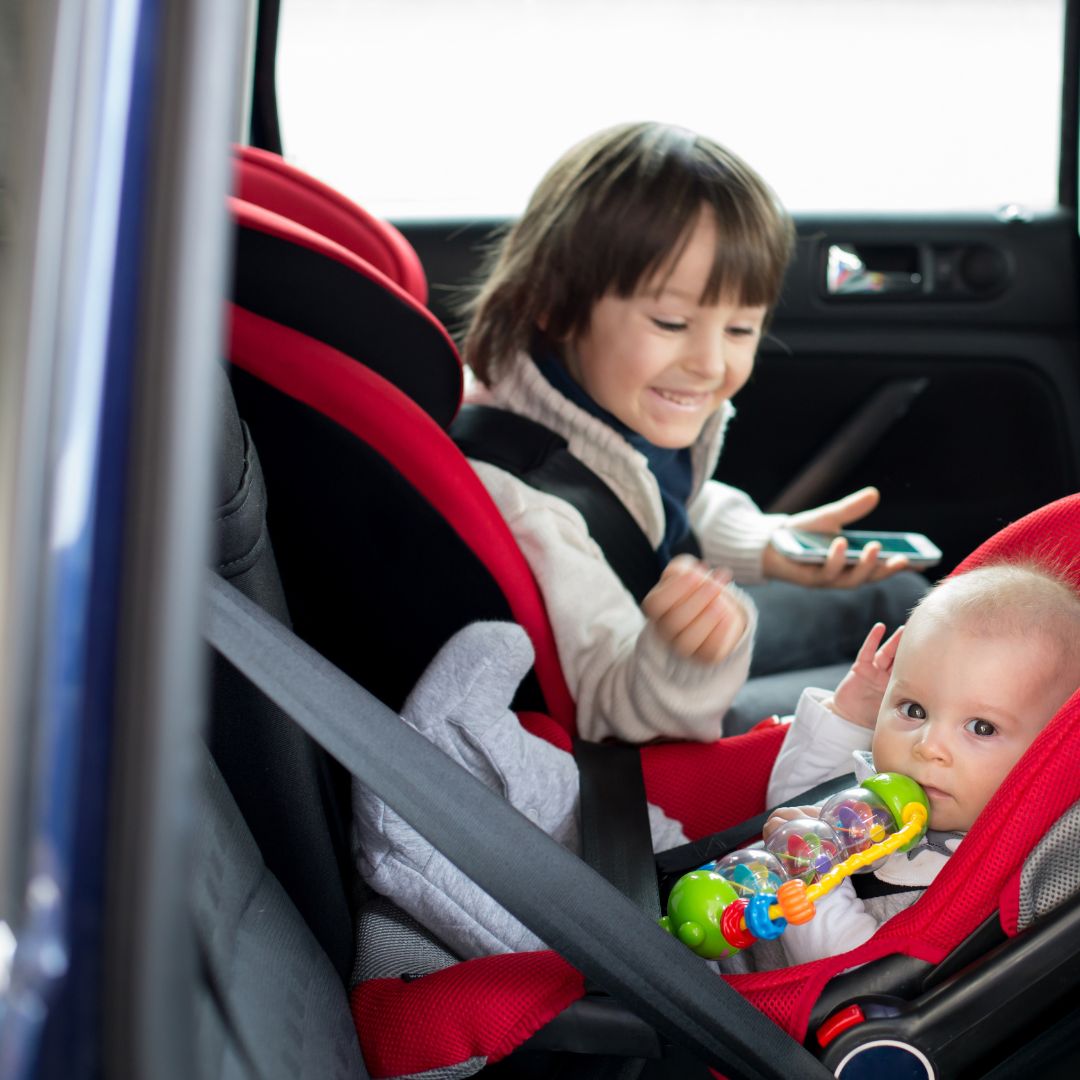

{"left": 745, "top": 893, "right": 787, "bottom": 940}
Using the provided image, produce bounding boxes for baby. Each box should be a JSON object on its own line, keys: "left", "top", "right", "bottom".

{"left": 352, "top": 561, "right": 1078, "bottom": 963}
{"left": 762, "top": 560, "right": 1080, "bottom": 966}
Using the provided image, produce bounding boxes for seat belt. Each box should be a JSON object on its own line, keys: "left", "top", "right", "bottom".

{"left": 575, "top": 738, "right": 661, "bottom": 917}
{"left": 452, "top": 404, "right": 701, "bottom": 606}
{"left": 205, "top": 573, "right": 833, "bottom": 1080}
{"left": 454, "top": 403, "right": 667, "bottom": 917}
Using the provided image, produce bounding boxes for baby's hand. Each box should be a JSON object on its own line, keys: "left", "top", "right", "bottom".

{"left": 763, "top": 805, "right": 821, "bottom": 842}
{"left": 642, "top": 555, "right": 748, "bottom": 665}
{"left": 826, "top": 622, "right": 904, "bottom": 729}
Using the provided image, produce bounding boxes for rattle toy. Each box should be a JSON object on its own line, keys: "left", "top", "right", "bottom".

{"left": 659, "top": 773, "right": 929, "bottom": 959}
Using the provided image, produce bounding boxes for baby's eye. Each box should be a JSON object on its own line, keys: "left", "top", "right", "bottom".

{"left": 651, "top": 317, "right": 687, "bottom": 332}
{"left": 727, "top": 325, "right": 758, "bottom": 339}
{"left": 964, "top": 717, "right": 998, "bottom": 738}
{"left": 899, "top": 701, "right": 927, "bottom": 720}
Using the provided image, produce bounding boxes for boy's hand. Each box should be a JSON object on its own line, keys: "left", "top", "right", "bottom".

{"left": 642, "top": 555, "right": 748, "bottom": 665}
{"left": 762, "top": 487, "right": 910, "bottom": 588}
{"left": 826, "top": 622, "right": 904, "bottom": 728}
{"left": 763, "top": 805, "right": 821, "bottom": 842}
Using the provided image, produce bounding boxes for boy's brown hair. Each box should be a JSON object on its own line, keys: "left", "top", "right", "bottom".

{"left": 462, "top": 122, "right": 795, "bottom": 385}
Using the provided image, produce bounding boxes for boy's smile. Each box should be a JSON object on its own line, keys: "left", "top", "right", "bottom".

{"left": 871, "top": 617, "right": 1075, "bottom": 832}
{"left": 563, "top": 208, "right": 767, "bottom": 449}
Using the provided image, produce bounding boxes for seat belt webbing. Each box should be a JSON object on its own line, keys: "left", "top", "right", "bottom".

{"left": 205, "top": 574, "right": 832, "bottom": 1080}
{"left": 452, "top": 404, "right": 664, "bottom": 605}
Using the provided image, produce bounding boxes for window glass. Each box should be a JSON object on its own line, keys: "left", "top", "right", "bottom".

{"left": 278, "top": 0, "right": 1065, "bottom": 220}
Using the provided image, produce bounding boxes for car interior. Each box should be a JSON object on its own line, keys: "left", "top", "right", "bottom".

{"left": 3, "top": 2, "right": 1080, "bottom": 1079}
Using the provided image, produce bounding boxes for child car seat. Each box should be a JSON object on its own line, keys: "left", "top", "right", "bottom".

{"left": 223, "top": 154, "right": 792, "bottom": 1071}
{"left": 225, "top": 176, "right": 784, "bottom": 840}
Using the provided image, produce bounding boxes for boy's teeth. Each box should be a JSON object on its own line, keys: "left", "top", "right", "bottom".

{"left": 658, "top": 389, "right": 699, "bottom": 404}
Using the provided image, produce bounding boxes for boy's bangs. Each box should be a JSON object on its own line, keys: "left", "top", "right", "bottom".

{"left": 610, "top": 204, "right": 787, "bottom": 311}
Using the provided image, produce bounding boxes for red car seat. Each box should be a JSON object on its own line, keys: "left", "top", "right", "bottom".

{"left": 226, "top": 176, "right": 783, "bottom": 837}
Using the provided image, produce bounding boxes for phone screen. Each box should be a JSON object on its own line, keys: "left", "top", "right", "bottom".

{"left": 791, "top": 530, "right": 923, "bottom": 555}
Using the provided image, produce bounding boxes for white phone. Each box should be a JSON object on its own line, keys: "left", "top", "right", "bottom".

{"left": 770, "top": 527, "right": 942, "bottom": 569}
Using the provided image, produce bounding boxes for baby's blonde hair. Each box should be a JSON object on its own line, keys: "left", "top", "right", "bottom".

{"left": 913, "top": 562, "right": 1080, "bottom": 685}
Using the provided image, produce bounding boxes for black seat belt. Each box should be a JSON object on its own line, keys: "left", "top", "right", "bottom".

{"left": 205, "top": 573, "right": 833, "bottom": 1080}
{"left": 453, "top": 403, "right": 670, "bottom": 917}
{"left": 452, "top": 404, "right": 703, "bottom": 606}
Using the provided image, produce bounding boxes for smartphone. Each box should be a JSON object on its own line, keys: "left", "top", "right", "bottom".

{"left": 770, "top": 527, "right": 942, "bottom": 569}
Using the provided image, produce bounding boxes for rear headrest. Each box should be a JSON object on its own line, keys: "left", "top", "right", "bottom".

{"left": 229, "top": 196, "right": 462, "bottom": 429}
{"left": 234, "top": 145, "right": 428, "bottom": 304}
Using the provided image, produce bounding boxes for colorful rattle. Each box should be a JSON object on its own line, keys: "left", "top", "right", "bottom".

{"left": 659, "top": 773, "right": 930, "bottom": 959}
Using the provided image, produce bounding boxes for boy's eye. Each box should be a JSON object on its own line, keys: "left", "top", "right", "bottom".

{"left": 651, "top": 317, "right": 687, "bottom": 332}
{"left": 899, "top": 701, "right": 926, "bottom": 720}
{"left": 964, "top": 717, "right": 998, "bottom": 738}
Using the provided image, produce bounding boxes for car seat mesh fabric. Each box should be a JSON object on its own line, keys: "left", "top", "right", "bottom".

{"left": 234, "top": 145, "right": 428, "bottom": 305}
{"left": 1015, "top": 797, "right": 1080, "bottom": 931}
{"left": 723, "top": 492, "right": 1080, "bottom": 1042}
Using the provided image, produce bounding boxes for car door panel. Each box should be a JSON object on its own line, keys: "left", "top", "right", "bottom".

{"left": 402, "top": 213, "right": 1080, "bottom": 573}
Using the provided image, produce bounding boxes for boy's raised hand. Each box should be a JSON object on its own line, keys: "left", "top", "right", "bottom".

{"left": 762, "top": 486, "right": 910, "bottom": 588}
{"left": 825, "top": 621, "right": 904, "bottom": 729}
{"left": 642, "top": 555, "right": 748, "bottom": 665}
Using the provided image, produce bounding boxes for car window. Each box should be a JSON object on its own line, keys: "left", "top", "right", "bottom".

{"left": 277, "top": 0, "right": 1065, "bottom": 220}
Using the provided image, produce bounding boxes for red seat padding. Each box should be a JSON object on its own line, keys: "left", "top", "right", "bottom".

{"left": 351, "top": 952, "right": 584, "bottom": 1078}
{"left": 234, "top": 145, "right": 429, "bottom": 304}
{"left": 230, "top": 196, "right": 460, "bottom": 428}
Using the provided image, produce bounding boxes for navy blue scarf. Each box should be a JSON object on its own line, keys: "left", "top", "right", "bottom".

{"left": 533, "top": 350, "right": 694, "bottom": 564}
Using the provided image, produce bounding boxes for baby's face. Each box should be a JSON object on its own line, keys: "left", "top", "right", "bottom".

{"left": 871, "top": 618, "right": 1076, "bottom": 832}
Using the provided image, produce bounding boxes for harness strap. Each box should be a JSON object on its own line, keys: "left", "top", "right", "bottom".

{"left": 452, "top": 404, "right": 682, "bottom": 605}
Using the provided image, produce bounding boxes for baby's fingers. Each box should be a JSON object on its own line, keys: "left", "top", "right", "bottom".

{"left": 874, "top": 625, "right": 905, "bottom": 672}
{"left": 854, "top": 622, "right": 887, "bottom": 666}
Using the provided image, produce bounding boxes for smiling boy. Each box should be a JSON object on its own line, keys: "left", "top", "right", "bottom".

{"left": 762, "top": 561, "right": 1080, "bottom": 965}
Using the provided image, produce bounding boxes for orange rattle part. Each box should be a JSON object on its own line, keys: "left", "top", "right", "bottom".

{"left": 776, "top": 879, "right": 815, "bottom": 925}
{"left": 721, "top": 898, "right": 756, "bottom": 950}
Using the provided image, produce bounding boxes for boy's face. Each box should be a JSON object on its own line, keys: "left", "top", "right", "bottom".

{"left": 563, "top": 209, "right": 767, "bottom": 449}
{"left": 871, "top": 617, "right": 1075, "bottom": 832}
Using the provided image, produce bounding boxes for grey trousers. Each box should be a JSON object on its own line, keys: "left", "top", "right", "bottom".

{"left": 723, "top": 571, "right": 929, "bottom": 735}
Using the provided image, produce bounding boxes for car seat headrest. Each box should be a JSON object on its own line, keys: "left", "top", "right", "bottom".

{"left": 949, "top": 492, "right": 1080, "bottom": 591}
{"left": 233, "top": 145, "right": 428, "bottom": 305}
{"left": 229, "top": 196, "right": 462, "bottom": 429}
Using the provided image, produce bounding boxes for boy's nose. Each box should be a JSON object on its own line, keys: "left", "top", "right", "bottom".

{"left": 686, "top": 336, "right": 727, "bottom": 381}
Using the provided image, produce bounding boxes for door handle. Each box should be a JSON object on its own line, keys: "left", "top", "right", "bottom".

{"left": 825, "top": 243, "right": 923, "bottom": 296}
